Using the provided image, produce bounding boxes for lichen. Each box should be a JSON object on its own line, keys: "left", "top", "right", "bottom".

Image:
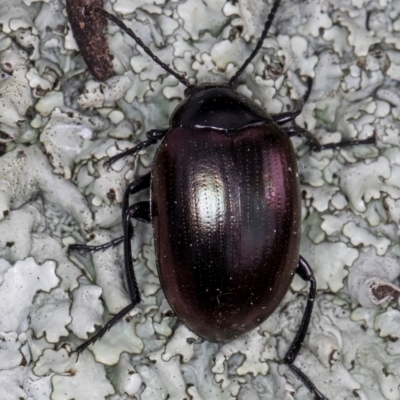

{"left": 0, "top": 0, "right": 400, "bottom": 399}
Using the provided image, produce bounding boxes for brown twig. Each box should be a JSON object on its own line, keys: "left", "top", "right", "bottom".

{"left": 66, "top": 0, "right": 114, "bottom": 81}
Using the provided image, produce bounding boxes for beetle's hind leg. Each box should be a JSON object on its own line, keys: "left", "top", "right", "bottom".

{"left": 283, "top": 256, "right": 329, "bottom": 400}
{"left": 104, "top": 129, "right": 167, "bottom": 169}
{"left": 72, "top": 174, "right": 152, "bottom": 354}
{"left": 284, "top": 125, "right": 375, "bottom": 152}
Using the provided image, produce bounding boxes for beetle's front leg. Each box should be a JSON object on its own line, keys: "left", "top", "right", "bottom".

{"left": 284, "top": 125, "right": 375, "bottom": 151}
{"left": 283, "top": 256, "right": 329, "bottom": 400}
{"left": 104, "top": 128, "right": 167, "bottom": 169}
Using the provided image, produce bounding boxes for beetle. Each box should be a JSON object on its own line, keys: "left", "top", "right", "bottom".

{"left": 68, "top": 1, "right": 375, "bottom": 399}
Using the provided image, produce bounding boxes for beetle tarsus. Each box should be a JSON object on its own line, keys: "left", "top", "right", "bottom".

{"left": 73, "top": 302, "right": 138, "bottom": 353}
{"left": 103, "top": 139, "right": 157, "bottom": 170}
{"left": 288, "top": 365, "right": 329, "bottom": 400}
{"left": 317, "top": 136, "right": 376, "bottom": 151}
{"left": 103, "top": 129, "right": 167, "bottom": 170}
{"left": 284, "top": 125, "right": 375, "bottom": 152}
{"left": 68, "top": 236, "right": 125, "bottom": 254}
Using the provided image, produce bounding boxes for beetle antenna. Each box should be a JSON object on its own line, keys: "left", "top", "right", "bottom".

{"left": 229, "top": 0, "right": 281, "bottom": 86}
{"left": 95, "top": 8, "right": 192, "bottom": 88}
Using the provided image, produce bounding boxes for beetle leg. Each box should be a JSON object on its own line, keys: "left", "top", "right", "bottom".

{"left": 68, "top": 200, "right": 151, "bottom": 254}
{"left": 74, "top": 302, "right": 137, "bottom": 354}
{"left": 104, "top": 139, "right": 155, "bottom": 170}
{"left": 284, "top": 125, "right": 375, "bottom": 152}
{"left": 73, "top": 202, "right": 151, "bottom": 354}
{"left": 316, "top": 136, "right": 376, "bottom": 151}
{"left": 104, "top": 129, "right": 167, "bottom": 170}
{"left": 68, "top": 174, "right": 152, "bottom": 256}
{"left": 283, "top": 256, "right": 329, "bottom": 400}
{"left": 68, "top": 235, "right": 125, "bottom": 254}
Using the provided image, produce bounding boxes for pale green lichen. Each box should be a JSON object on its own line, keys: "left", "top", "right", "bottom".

{"left": 0, "top": 0, "right": 400, "bottom": 399}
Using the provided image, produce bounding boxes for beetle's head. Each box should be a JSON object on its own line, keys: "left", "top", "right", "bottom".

{"left": 171, "top": 83, "right": 270, "bottom": 131}
{"left": 184, "top": 83, "right": 233, "bottom": 98}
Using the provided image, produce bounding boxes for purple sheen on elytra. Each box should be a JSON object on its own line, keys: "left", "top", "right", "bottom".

{"left": 151, "top": 124, "right": 301, "bottom": 342}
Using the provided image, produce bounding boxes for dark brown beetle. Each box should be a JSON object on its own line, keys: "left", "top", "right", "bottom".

{"left": 152, "top": 86, "right": 301, "bottom": 343}
{"left": 69, "top": 1, "right": 374, "bottom": 398}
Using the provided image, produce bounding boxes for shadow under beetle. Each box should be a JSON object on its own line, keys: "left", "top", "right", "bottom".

{"left": 69, "top": 1, "right": 375, "bottom": 398}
